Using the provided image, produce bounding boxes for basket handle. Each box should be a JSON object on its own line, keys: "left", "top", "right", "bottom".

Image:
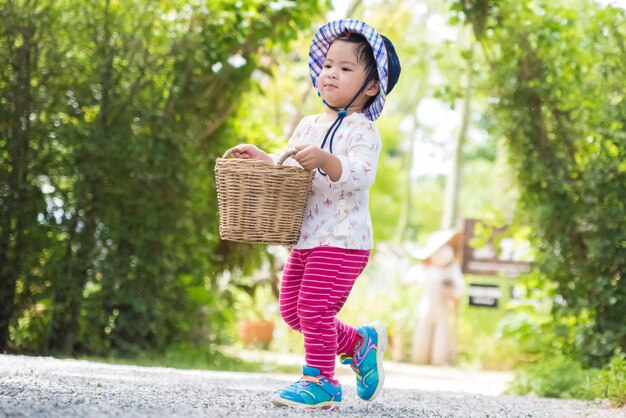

{"left": 277, "top": 149, "right": 297, "bottom": 165}
{"left": 221, "top": 148, "right": 297, "bottom": 166}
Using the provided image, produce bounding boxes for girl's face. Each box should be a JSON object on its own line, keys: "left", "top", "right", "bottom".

{"left": 318, "top": 40, "right": 379, "bottom": 111}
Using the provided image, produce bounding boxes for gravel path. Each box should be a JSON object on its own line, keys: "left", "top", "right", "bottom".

{"left": 1, "top": 355, "right": 624, "bottom": 417}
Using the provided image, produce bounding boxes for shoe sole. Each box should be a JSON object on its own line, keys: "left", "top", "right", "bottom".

{"left": 271, "top": 394, "right": 342, "bottom": 410}
{"left": 366, "top": 320, "right": 387, "bottom": 402}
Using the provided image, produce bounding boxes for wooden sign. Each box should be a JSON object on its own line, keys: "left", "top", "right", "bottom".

{"left": 462, "top": 218, "right": 531, "bottom": 277}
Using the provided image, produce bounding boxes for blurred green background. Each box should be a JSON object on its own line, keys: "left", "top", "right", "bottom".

{"left": 1, "top": 0, "right": 625, "bottom": 406}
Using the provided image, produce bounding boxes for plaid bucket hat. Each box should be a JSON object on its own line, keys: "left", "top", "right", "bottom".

{"left": 309, "top": 19, "right": 401, "bottom": 121}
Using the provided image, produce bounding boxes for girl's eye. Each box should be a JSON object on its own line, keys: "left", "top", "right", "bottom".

{"left": 323, "top": 64, "right": 331, "bottom": 68}
{"left": 342, "top": 67, "right": 352, "bottom": 72}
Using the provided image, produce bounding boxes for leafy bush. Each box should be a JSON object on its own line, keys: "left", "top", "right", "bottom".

{"left": 590, "top": 351, "right": 626, "bottom": 407}
{"left": 457, "top": 307, "right": 525, "bottom": 371}
{"left": 509, "top": 351, "right": 626, "bottom": 406}
{"left": 509, "top": 358, "right": 595, "bottom": 399}
{"left": 1, "top": 0, "right": 328, "bottom": 356}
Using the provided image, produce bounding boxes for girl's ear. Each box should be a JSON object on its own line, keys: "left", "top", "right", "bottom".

{"left": 365, "top": 80, "right": 380, "bottom": 97}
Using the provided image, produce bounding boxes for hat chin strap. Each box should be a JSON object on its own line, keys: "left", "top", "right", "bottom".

{"left": 317, "top": 76, "right": 374, "bottom": 177}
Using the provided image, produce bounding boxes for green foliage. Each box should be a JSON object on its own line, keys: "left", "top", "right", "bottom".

{"left": 458, "top": 0, "right": 626, "bottom": 366}
{"left": 457, "top": 301, "right": 522, "bottom": 370}
{"left": 78, "top": 342, "right": 275, "bottom": 373}
{"left": 509, "top": 351, "right": 626, "bottom": 405}
{"left": 509, "top": 357, "right": 595, "bottom": 399}
{"left": 497, "top": 303, "right": 560, "bottom": 362}
{"left": 592, "top": 351, "right": 626, "bottom": 407}
{"left": 226, "top": 256, "right": 281, "bottom": 322}
{"left": 1, "top": 0, "right": 328, "bottom": 355}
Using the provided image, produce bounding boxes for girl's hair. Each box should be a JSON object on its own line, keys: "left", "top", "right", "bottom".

{"left": 333, "top": 32, "right": 379, "bottom": 109}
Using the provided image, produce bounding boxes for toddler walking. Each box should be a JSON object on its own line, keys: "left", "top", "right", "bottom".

{"left": 230, "top": 19, "right": 401, "bottom": 409}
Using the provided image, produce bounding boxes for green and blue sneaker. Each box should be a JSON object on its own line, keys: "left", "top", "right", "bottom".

{"left": 340, "top": 321, "right": 388, "bottom": 401}
{"left": 271, "top": 365, "right": 342, "bottom": 410}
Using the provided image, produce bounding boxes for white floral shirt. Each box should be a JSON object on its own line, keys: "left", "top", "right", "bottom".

{"left": 273, "top": 112, "right": 381, "bottom": 250}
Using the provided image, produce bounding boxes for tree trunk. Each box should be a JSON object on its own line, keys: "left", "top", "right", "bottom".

{"left": 393, "top": 114, "right": 418, "bottom": 243}
{"left": 441, "top": 45, "right": 474, "bottom": 230}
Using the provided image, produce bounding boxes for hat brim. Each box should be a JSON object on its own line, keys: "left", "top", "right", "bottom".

{"left": 309, "top": 19, "right": 389, "bottom": 121}
{"left": 412, "top": 230, "right": 462, "bottom": 260}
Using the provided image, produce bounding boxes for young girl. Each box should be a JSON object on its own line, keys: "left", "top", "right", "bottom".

{"left": 230, "top": 19, "right": 401, "bottom": 409}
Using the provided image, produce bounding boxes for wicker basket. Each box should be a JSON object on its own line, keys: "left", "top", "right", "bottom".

{"left": 215, "top": 148, "right": 314, "bottom": 245}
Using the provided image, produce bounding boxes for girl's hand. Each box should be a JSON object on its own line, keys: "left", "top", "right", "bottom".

{"left": 293, "top": 145, "right": 342, "bottom": 181}
{"left": 229, "top": 144, "right": 272, "bottom": 163}
{"left": 292, "top": 144, "right": 328, "bottom": 170}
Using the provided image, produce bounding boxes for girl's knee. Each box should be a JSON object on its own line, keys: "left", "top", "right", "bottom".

{"left": 297, "top": 308, "right": 324, "bottom": 331}
{"left": 279, "top": 306, "right": 301, "bottom": 331}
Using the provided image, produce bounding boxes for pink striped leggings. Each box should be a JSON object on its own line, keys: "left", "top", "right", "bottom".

{"left": 279, "top": 246, "right": 370, "bottom": 380}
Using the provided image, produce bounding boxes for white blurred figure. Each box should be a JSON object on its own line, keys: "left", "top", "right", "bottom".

{"left": 408, "top": 230, "right": 464, "bottom": 366}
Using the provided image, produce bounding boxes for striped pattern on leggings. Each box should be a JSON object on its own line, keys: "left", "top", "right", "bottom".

{"left": 279, "top": 246, "right": 370, "bottom": 380}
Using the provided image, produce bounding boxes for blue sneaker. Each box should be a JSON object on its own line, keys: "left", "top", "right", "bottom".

{"left": 271, "top": 365, "right": 342, "bottom": 409}
{"left": 340, "top": 321, "right": 387, "bottom": 401}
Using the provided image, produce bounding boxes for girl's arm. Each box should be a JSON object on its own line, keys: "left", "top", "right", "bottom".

{"left": 330, "top": 123, "right": 381, "bottom": 190}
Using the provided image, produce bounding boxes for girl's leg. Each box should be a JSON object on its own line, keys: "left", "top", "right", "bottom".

{"left": 278, "top": 248, "right": 362, "bottom": 355}
{"left": 298, "top": 247, "right": 369, "bottom": 380}
{"left": 278, "top": 250, "right": 306, "bottom": 332}
{"left": 336, "top": 309, "right": 360, "bottom": 355}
